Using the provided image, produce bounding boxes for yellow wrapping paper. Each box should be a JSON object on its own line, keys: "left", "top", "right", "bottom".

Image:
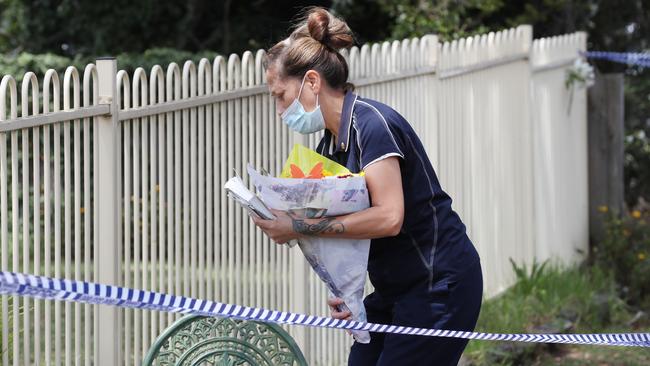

{"left": 280, "top": 144, "right": 364, "bottom": 178}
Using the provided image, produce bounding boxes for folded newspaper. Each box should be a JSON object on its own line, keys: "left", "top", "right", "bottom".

{"left": 224, "top": 176, "right": 299, "bottom": 248}
{"left": 226, "top": 144, "right": 372, "bottom": 343}
{"left": 224, "top": 176, "right": 275, "bottom": 220}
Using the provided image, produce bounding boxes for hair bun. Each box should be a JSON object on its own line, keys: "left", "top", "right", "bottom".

{"left": 306, "top": 8, "right": 354, "bottom": 50}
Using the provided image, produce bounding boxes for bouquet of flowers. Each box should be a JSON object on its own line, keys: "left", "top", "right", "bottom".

{"left": 248, "top": 144, "right": 371, "bottom": 343}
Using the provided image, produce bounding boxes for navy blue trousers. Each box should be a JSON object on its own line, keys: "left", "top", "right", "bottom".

{"left": 348, "top": 261, "right": 483, "bottom": 366}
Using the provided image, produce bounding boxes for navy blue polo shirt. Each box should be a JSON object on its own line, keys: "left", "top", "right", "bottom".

{"left": 317, "top": 91, "right": 480, "bottom": 299}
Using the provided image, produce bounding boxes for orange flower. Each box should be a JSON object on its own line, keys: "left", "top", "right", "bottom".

{"left": 631, "top": 210, "right": 642, "bottom": 219}
{"left": 289, "top": 162, "right": 325, "bottom": 179}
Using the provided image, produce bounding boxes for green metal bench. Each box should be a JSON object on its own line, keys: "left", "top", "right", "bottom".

{"left": 142, "top": 315, "right": 308, "bottom": 366}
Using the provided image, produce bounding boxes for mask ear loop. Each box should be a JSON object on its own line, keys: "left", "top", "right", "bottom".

{"left": 298, "top": 73, "right": 319, "bottom": 110}
{"left": 297, "top": 74, "right": 307, "bottom": 101}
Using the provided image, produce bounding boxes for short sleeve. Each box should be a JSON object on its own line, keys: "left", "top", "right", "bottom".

{"left": 355, "top": 101, "right": 405, "bottom": 170}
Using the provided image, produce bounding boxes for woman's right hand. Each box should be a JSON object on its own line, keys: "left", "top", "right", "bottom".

{"left": 327, "top": 297, "right": 352, "bottom": 320}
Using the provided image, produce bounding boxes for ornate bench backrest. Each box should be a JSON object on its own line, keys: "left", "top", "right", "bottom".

{"left": 142, "top": 315, "right": 308, "bottom": 366}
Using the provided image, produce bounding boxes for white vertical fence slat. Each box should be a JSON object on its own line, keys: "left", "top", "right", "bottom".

{"left": 62, "top": 66, "right": 80, "bottom": 366}
{"left": 43, "top": 70, "right": 59, "bottom": 366}
{"left": 117, "top": 69, "right": 132, "bottom": 366}
{"left": 166, "top": 62, "right": 181, "bottom": 329}
{"left": 0, "top": 75, "right": 17, "bottom": 366}
{"left": 30, "top": 73, "right": 41, "bottom": 366}
{"left": 52, "top": 77, "right": 62, "bottom": 366}
{"left": 20, "top": 72, "right": 36, "bottom": 365}
{"left": 0, "top": 77, "right": 12, "bottom": 366}
{"left": 82, "top": 64, "right": 97, "bottom": 366}
{"left": 0, "top": 26, "right": 590, "bottom": 365}
{"left": 149, "top": 64, "right": 164, "bottom": 342}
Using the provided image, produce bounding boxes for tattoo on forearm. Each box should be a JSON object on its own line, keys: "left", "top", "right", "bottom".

{"left": 292, "top": 217, "right": 346, "bottom": 236}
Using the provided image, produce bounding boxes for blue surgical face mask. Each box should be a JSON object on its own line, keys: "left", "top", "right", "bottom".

{"left": 280, "top": 75, "right": 325, "bottom": 134}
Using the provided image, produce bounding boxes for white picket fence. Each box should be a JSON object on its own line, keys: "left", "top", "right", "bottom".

{"left": 0, "top": 25, "right": 588, "bottom": 365}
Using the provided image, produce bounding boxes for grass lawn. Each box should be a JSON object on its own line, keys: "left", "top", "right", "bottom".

{"left": 535, "top": 339, "right": 650, "bottom": 365}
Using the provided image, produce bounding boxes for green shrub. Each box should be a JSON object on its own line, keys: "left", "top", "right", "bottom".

{"left": 592, "top": 207, "right": 650, "bottom": 308}
{"left": 115, "top": 47, "right": 220, "bottom": 75}
{"left": 624, "top": 130, "right": 650, "bottom": 207}
{"left": 0, "top": 52, "right": 76, "bottom": 82}
{"left": 0, "top": 48, "right": 222, "bottom": 82}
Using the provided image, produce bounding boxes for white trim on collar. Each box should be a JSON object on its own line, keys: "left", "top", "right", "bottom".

{"left": 341, "top": 93, "right": 358, "bottom": 152}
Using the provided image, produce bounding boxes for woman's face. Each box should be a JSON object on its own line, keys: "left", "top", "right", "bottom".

{"left": 266, "top": 66, "right": 318, "bottom": 117}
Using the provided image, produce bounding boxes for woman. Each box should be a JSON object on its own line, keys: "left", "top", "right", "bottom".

{"left": 252, "top": 7, "right": 483, "bottom": 366}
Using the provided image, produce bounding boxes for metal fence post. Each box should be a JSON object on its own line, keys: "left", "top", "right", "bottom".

{"left": 95, "top": 57, "right": 121, "bottom": 365}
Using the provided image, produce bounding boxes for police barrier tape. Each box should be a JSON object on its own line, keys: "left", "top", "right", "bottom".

{"left": 583, "top": 51, "right": 650, "bottom": 68}
{"left": 0, "top": 271, "right": 648, "bottom": 348}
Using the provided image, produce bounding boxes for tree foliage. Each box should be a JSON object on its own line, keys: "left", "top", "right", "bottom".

{"left": 0, "top": 0, "right": 331, "bottom": 57}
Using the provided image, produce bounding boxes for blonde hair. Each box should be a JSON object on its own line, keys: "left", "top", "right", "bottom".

{"left": 263, "top": 7, "right": 355, "bottom": 92}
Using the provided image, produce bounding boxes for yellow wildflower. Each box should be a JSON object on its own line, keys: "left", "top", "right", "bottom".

{"left": 638, "top": 252, "right": 646, "bottom": 261}
{"left": 632, "top": 210, "right": 642, "bottom": 219}
{"left": 597, "top": 206, "right": 608, "bottom": 213}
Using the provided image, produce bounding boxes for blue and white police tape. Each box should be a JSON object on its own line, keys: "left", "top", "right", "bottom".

{"left": 583, "top": 51, "right": 650, "bottom": 68}
{"left": 0, "top": 270, "right": 648, "bottom": 348}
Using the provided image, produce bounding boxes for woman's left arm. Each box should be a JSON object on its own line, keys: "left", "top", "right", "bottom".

{"left": 252, "top": 156, "right": 404, "bottom": 244}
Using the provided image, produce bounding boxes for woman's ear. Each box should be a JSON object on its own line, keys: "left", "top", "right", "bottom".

{"left": 304, "top": 69, "right": 321, "bottom": 94}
